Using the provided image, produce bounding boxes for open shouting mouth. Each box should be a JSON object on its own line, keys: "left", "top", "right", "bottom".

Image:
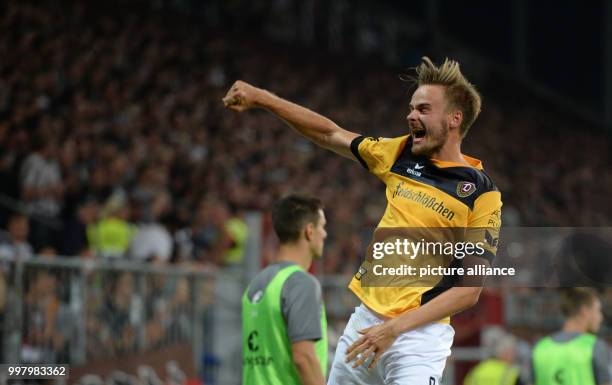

{"left": 411, "top": 123, "right": 426, "bottom": 144}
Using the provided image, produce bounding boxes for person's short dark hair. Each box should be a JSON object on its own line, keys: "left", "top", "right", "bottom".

{"left": 271, "top": 194, "right": 323, "bottom": 244}
{"left": 6, "top": 213, "right": 28, "bottom": 229}
{"left": 8, "top": 213, "right": 27, "bottom": 223}
{"left": 559, "top": 288, "right": 598, "bottom": 318}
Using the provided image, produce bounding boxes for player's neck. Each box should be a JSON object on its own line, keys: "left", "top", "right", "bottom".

{"left": 430, "top": 140, "right": 468, "bottom": 165}
{"left": 562, "top": 318, "right": 589, "bottom": 334}
{"left": 276, "top": 243, "right": 312, "bottom": 271}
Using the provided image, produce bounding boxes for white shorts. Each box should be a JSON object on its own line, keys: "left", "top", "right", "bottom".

{"left": 327, "top": 304, "right": 454, "bottom": 385}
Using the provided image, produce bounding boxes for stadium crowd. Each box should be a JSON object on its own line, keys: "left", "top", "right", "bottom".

{"left": 0, "top": 1, "right": 611, "bottom": 378}
{"left": 2, "top": 1, "right": 612, "bottom": 272}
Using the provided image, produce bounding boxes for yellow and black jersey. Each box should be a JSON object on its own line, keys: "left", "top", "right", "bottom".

{"left": 348, "top": 135, "right": 502, "bottom": 320}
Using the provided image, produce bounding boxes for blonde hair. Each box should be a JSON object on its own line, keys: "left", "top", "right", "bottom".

{"left": 403, "top": 57, "right": 482, "bottom": 137}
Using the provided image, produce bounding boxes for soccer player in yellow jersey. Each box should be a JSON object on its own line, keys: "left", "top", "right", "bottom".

{"left": 223, "top": 57, "right": 502, "bottom": 385}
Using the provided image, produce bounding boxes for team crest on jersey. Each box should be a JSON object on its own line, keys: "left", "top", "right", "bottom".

{"left": 456, "top": 181, "right": 477, "bottom": 198}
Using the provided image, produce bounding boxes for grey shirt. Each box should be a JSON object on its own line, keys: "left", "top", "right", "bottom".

{"left": 532, "top": 331, "right": 611, "bottom": 384}
{"left": 246, "top": 262, "right": 323, "bottom": 343}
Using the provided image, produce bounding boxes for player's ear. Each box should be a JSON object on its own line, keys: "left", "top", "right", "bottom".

{"left": 304, "top": 222, "right": 315, "bottom": 242}
{"left": 579, "top": 304, "right": 591, "bottom": 319}
{"left": 449, "top": 110, "right": 463, "bottom": 130}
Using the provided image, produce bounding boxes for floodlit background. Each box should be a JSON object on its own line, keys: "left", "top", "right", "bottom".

{"left": 0, "top": 1, "right": 611, "bottom": 384}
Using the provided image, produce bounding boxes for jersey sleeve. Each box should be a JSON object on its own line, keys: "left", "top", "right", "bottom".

{"left": 281, "top": 272, "right": 323, "bottom": 343}
{"left": 465, "top": 190, "right": 502, "bottom": 263}
{"left": 593, "top": 338, "right": 611, "bottom": 384}
{"left": 350, "top": 135, "right": 408, "bottom": 179}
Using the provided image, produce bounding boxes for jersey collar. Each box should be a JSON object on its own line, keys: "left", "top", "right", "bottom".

{"left": 430, "top": 155, "right": 483, "bottom": 170}
{"left": 403, "top": 134, "right": 484, "bottom": 170}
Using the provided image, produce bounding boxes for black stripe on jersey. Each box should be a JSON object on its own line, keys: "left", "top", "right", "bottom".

{"left": 420, "top": 257, "right": 462, "bottom": 305}
{"left": 390, "top": 137, "right": 497, "bottom": 210}
{"left": 420, "top": 250, "right": 495, "bottom": 305}
{"left": 421, "top": 286, "right": 450, "bottom": 306}
{"left": 350, "top": 136, "right": 369, "bottom": 170}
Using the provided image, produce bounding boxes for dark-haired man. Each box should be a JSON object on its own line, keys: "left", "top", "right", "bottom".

{"left": 532, "top": 288, "right": 610, "bottom": 385}
{"left": 242, "top": 194, "right": 328, "bottom": 385}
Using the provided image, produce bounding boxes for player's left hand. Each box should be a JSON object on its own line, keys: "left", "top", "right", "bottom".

{"left": 345, "top": 319, "right": 400, "bottom": 369}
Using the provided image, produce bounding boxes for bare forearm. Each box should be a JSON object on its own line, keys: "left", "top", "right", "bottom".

{"left": 294, "top": 355, "right": 326, "bottom": 385}
{"left": 223, "top": 80, "right": 359, "bottom": 159}
{"left": 257, "top": 90, "right": 333, "bottom": 141}
{"left": 393, "top": 287, "right": 481, "bottom": 334}
{"left": 292, "top": 341, "right": 326, "bottom": 385}
{"left": 345, "top": 288, "right": 482, "bottom": 370}
{"left": 255, "top": 90, "right": 358, "bottom": 159}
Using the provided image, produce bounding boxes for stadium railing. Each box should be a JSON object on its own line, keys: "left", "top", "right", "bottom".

{"left": 0, "top": 256, "right": 215, "bottom": 383}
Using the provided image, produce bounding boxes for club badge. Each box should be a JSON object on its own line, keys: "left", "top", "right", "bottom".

{"left": 456, "top": 181, "right": 477, "bottom": 198}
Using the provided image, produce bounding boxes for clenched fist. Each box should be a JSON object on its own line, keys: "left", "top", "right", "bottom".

{"left": 222, "top": 80, "right": 261, "bottom": 112}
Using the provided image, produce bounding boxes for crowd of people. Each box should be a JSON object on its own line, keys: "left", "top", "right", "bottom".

{"left": 9, "top": 265, "right": 210, "bottom": 365}
{"left": 2, "top": 2, "right": 611, "bottom": 273}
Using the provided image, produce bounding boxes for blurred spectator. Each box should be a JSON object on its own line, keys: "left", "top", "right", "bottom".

{"left": 0, "top": 214, "right": 34, "bottom": 263}
{"left": 174, "top": 199, "right": 233, "bottom": 266}
{"left": 60, "top": 196, "right": 100, "bottom": 257}
{"left": 22, "top": 271, "right": 70, "bottom": 363}
{"left": 38, "top": 246, "right": 57, "bottom": 257}
{"left": 0, "top": 214, "right": 34, "bottom": 362}
{"left": 88, "top": 194, "right": 135, "bottom": 258}
{"left": 144, "top": 276, "right": 192, "bottom": 348}
{"left": 94, "top": 272, "right": 136, "bottom": 355}
{"left": 129, "top": 191, "right": 173, "bottom": 263}
{"left": 168, "top": 277, "right": 192, "bottom": 339}
{"left": 463, "top": 332, "right": 523, "bottom": 385}
{"left": 19, "top": 131, "right": 63, "bottom": 249}
{"left": 223, "top": 210, "right": 248, "bottom": 265}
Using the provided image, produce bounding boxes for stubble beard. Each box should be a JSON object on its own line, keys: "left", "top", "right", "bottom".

{"left": 411, "top": 119, "right": 449, "bottom": 157}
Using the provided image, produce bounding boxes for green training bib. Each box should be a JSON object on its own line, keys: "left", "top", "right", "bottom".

{"left": 533, "top": 333, "right": 596, "bottom": 385}
{"left": 242, "top": 265, "right": 327, "bottom": 385}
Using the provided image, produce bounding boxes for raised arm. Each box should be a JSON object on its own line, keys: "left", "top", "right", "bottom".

{"left": 223, "top": 80, "right": 360, "bottom": 160}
